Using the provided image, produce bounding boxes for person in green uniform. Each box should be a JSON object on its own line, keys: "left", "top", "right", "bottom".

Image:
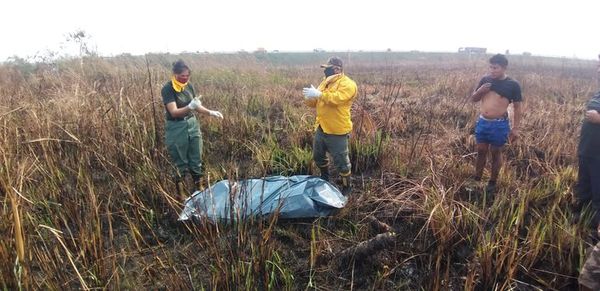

{"left": 161, "top": 60, "right": 223, "bottom": 198}
{"left": 302, "top": 57, "right": 358, "bottom": 195}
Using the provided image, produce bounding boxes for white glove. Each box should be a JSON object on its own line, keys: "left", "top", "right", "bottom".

{"left": 187, "top": 98, "right": 201, "bottom": 110}
{"left": 209, "top": 110, "right": 223, "bottom": 119}
{"left": 193, "top": 96, "right": 202, "bottom": 107}
{"left": 302, "top": 85, "right": 322, "bottom": 99}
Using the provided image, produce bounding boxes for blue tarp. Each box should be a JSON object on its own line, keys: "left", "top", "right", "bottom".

{"left": 178, "top": 175, "right": 347, "bottom": 222}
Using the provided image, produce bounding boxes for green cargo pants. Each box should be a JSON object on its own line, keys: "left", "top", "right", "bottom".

{"left": 165, "top": 116, "right": 203, "bottom": 179}
{"left": 313, "top": 126, "right": 351, "bottom": 175}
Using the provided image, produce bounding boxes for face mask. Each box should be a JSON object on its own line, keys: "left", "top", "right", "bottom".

{"left": 324, "top": 67, "right": 336, "bottom": 77}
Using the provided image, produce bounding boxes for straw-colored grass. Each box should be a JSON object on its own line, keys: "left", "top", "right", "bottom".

{"left": 0, "top": 51, "right": 595, "bottom": 290}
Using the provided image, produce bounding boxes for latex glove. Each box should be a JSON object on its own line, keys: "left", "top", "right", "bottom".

{"left": 209, "top": 110, "right": 223, "bottom": 119}
{"left": 187, "top": 98, "right": 200, "bottom": 110}
{"left": 193, "top": 96, "right": 202, "bottom": 107}
{"left": 302, "top": 85, "right": 322, "bottom": 99}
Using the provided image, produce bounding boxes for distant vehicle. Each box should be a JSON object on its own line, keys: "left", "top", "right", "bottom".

{"left": 313, "top": 48, "right": 326, "bottom": 53}
{"left": 254, "top": 47, "right": 267, "bottom": 54}
{"left": 458, "top": 47, "right": 487, "bottom": 54}
{"left": 522, "top": 52, "right": 532, "bottom": 56}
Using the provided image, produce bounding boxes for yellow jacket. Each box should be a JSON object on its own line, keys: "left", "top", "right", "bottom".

{"left": 305, "top": 73, "right": 358, "bottom": 135}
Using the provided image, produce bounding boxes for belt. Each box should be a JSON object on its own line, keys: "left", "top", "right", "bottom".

{"left": 479, "top": 114, "right": 507, "bottom": 122}
{"left": 317, "top": 125, "right": 350, "bottom": 136}
{"left": 168, "top": 115, "right": 195, "bottom": 121}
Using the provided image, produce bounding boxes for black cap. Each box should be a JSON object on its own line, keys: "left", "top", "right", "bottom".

{"left": 320, "top": 57, "right": 343, "bottom": 68}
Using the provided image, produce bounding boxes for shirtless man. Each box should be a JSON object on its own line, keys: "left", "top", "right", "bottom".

{"left": 470, "top": 54, "right": 523, "bottom": 194}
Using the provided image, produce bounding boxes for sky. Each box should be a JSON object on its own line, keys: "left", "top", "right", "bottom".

{"left": 1, "top": 0, "right": 599, "bottom": 61}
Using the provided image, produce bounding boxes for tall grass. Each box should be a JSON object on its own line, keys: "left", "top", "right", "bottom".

{"left": 0, "top": 52, "right": 595, "bottom": 290}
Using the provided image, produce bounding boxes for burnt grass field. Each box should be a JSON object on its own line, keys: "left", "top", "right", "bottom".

{"left": 0, "top": 51, "right": 597, "bottom": 290}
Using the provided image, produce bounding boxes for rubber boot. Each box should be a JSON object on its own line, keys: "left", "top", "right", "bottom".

{"left": 175, "top": 179, "right": 186, "bottom": 200}
{"left": 191, "top": 173, "right": 203, "bottom": 192}
{"left": 318, "top": 165, "right": 330, "bottom": 181}
{"left": 340, "top": 174, "right": 352, "bottom": 196}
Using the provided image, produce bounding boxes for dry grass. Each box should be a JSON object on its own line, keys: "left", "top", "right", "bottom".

{"left": 0, "top": 52, "right": 596, "bottom": 290}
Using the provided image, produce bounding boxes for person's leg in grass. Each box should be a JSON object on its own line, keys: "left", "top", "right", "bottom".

{"left": 313, "top": 127, "right": 330, "bottom": 181}
{"left": 589, "top": 156, "right": 600, "bottom": 230}
{"left": 165, "top": 120, "right": 191, "bottom": 199}
{"left": 327, "top": 132, "right": 352, "bottom": 195}
{"left": 474, "top": 116, "right": 493, "bottom": 182}
{"left": 487, "top": 145, "right": 503, "bottom": 193}
{"left": 188, "top": 118, "right": 203, "bottom": 191}
{"left": 486, "top": 118, "right": 509, "bottom": 194}
{"left": 475, "top": 143, "right": 489, "bottom": 181}
{"left": 575, "top": 157, "right": 593, "bottom": 223}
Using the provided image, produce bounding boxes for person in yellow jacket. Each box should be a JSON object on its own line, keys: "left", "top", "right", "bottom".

{"left": 303, "top": 57, "right": 358, "bottom": 195}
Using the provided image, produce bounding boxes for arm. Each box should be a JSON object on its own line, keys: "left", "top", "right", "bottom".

{"left": 194, "top": 100, "right": 223, "bottom": 119}
{"left": 162, "top": 85, "right": 193, "bottom": 118}
{"left": 320, "top": 81, "right": 357, "bottom": 105}
{"left": 512, "top": 101, "right": 522, "bottom": 129}
{"left": 189, "top": 86, "right": 223, "bottom": 118}
{"left": 510, "top": 101, "right": 523, "bottom": 142}
{"left": 195, "top": 104, "right": 216, "bottom": 115}
{"left": 470, "top": 83, "right": 491, "bottom": 102}
{"left": 586, "top": 110, "right": 600, "bottom": 124}
{"left": 165, "top": 102, "right": 193, "bottom": 118}
{"left": 196, "top": 104, "right": 210, "bottom": 115}
{"left": 511, "top": 81, "right": 524, "bottom": 131}
{"left": 301, "top": 85, "right": 318, "bottom": 107}
{"left": 304, "top": 98, "right": 317, "bottom": 108}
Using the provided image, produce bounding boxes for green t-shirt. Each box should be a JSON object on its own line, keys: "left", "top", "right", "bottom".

{"left": 161, "top": 81, "right": 196, "bottom": 120}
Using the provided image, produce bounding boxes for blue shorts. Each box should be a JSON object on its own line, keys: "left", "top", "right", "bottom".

{"left": 475, "top": 115, "right": 510, "bottom": 147}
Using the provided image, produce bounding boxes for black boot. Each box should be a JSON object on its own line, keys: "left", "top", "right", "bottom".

{"left": 319, "top": 165, "right": 330, "bottom": 181}
{"left": 340, "top": 174, "right": 352, "bottom": 196}
{"left": 174, "top": 178, "right": 186, "bottom": 200}
{"left": 191, "top": 173, "right": 203, "bottom": 192}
